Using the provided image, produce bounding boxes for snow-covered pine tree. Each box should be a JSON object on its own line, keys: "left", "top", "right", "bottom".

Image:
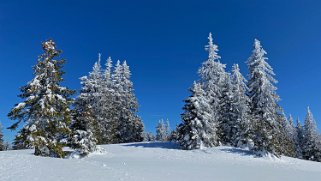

{"left": 70, "top": 64, "right": 101, "bottom": 155}
{"left": 122, "top": 61, "right": 144, "bottom": 142}
{"left": 295, "top": 117, "right": 304, "bottom": 158}
{"left": 230, "top": 64, "right": 253, "bottom": 148}
{"left": 100, "top": 57, "right": 122, "bottom": 144}
{"left": 88, "top": 55, "right": 107, "bottom": 144}
{"left": 247, "top": 39, "right": 282, "bottom": 156}
{"left": 278, "top": 112, "right": 296, "bottom": 157}
{"left": 110, "top": 60, "right": 123, "bottom": 143}
{"left": 8, "top": 40, "right": 74, "bottom": 158}
{"left": 198, "top": 33, "right": 226, "bottom": 146}
{"left": 218, "top": 73, "right": 235, "bottom": 145}
{"left": 284, "top": 114, "right": 296, "bottom": 157}
{"left": 78, "top": 54, "right": 113, "bottom": 144}
{"left": 302, "top": 107, "right": 321, "bottom": 162}
{"left": 0, "top": 123, "right": 4, "bottom": 151}
{"left": 178, "top": 82, "right": 216, "bottom": 149}
{"left": 96, "top": 56, "right": 116, "bottom": 144}
{"left": 156, "top": 119, "right": 170, "bottom": 141}
{"left": 113, "top": 60, "right": 144, "bottom": 143}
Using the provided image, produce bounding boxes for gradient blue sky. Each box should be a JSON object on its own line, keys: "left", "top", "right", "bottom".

{"left": 1, "top": 0, "right": 321, "bottom": 142}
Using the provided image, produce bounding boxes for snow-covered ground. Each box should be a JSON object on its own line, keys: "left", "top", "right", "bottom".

{"left": 1, "top": 142, "right": 321, "bottom": 181}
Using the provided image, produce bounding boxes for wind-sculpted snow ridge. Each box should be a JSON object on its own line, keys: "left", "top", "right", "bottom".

{"left": 1, "top": 142, "right": 321, "bottom": 181}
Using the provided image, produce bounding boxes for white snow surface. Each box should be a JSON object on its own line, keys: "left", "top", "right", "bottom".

{"left": 1, "top": 142, "right": 321, "bottom": 181}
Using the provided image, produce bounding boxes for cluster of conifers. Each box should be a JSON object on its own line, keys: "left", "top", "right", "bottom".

{"left": 1, "top": 34, "right": 320, "bottom": 163}
{"left": 175, "top": 33, "right": 321, "bottom": 162}
{"left": 6, "top": 40, "right": 144, "bottom": 158}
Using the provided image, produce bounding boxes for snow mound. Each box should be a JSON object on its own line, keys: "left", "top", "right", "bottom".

{"left": 1, "top": 142, "right": 321, "bottom": 181}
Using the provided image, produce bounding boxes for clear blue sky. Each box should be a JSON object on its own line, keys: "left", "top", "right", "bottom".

{"left": 1, "top": 0, "right": 321, "bottom": 142}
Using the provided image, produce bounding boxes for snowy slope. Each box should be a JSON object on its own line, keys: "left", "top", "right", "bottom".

{"left": 1, "top": 142, "right": 321, "bottom": 181}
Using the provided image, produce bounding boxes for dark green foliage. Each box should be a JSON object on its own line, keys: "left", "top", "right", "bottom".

{"left": 8, "top": 40, "right": 74, "bottom": 158}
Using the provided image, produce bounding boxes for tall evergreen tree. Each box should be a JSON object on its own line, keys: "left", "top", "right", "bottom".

{"left": 218, "top": 73, "right": 235, "bottom": 145}
{"left": 230, "top": 64, "right": 253, "bottom": 148}
{"left": 76, "top": 63, "right": 102, "bottom": 144}
{"left": 278, "top": 113, "right": 296, "bottom": 157}
{"left": 302, "top": 107, "right": 321, "bottom": 161}
{"left": 70, "top": 62, "right": 100, "bottom": 155}
{"left": 79, "top": 54, "right": 113, "bottom": 144}
{"left": 8, "top": 40, "right": 74, "bottom": 158}
{"left": 98, "top": 56, "right": 116, "bottom": 144}
{"left": 285, "top": 115, "right": 296, "bottom": 156}
{"left": 198, "top": 33, "right": 226, "bottom": 146}
{"left": 113, "top": 61, "right": 144, "bottom": 143}
{"left": 295, "top": 117, "right": 303, "bottom": 158}
{"left": 247, "top": 39, "right": 282, "bottom": 156}
{"left": 178, "top": 82, "right": 216, "bottom": 149}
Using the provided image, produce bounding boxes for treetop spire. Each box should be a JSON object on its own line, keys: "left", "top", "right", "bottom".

{"left": 205, "top": 32, "right": 220, "bottom": 61}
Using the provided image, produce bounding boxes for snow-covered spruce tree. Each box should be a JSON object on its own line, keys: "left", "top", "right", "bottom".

{"left": 302, "top": 107, "right": 321, "bottom": 162}
{"left": 277, "top": 113, "right": 296, "bottom": 157}
{"left": 178, "top": 82, "right": 216, "bottom": 149}
{"left": 108, "top": 60, "right": 123, "bottom": 143}
{"left": 156, "top": 119, "right": 170, "bottom": 141}
{"left": 70, "top": 63, "right": 101, "bottom": 155}
{"left": 230, "top": 64, "right": 253, "bottom": 148}
{"left": 77, "top": 54, "right": 112, "bottom": 144}
{"left": 122, "top": 61, "right": 144, "bottom": 143}
{"left": 98, "top": 56, "right": 118, "bottom": 144}
{"left": 8, "top": 40, "right": 74, "bottom": 158}
{"left": 198, "top": 33, "right": 226, "bottom": 146}
{"left": 286, "top": 115, "right": 297, "bottom": 157}
{"left": 0, "top": 123, "right": 4, "bottom": 151}
{"left": 218, "top": 73, "right": 235, "bottom": 145}
{"left": 286, "top": 114, "right": 296, "bottom": 142}
{"left": 88, "top": 55, "right": 106, "bottom": 144}
{"left": 247, "top": 39, "right": 282, "bottom": 156}
{"left": 112, "top": 60, "right": 144, "bottom": 143}
{"left": 295, "top": 117, "right": 304, "bottom": 158}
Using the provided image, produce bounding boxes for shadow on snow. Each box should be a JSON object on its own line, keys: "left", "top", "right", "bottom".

{"left": 218, "top": 147, "right": 257, "bottom": 157}
{"left": 123, "top": 142, "right": 180, "bottom": 150}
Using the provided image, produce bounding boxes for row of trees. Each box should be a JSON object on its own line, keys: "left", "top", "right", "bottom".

{"left": 1, "top": 35, "right": 320, "bottom": 163}
{"left": 7, "top": 40, "right": 144, "bottom": 157}
{"left": 176, "top": 33, "right": 321, "bottom": 162}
